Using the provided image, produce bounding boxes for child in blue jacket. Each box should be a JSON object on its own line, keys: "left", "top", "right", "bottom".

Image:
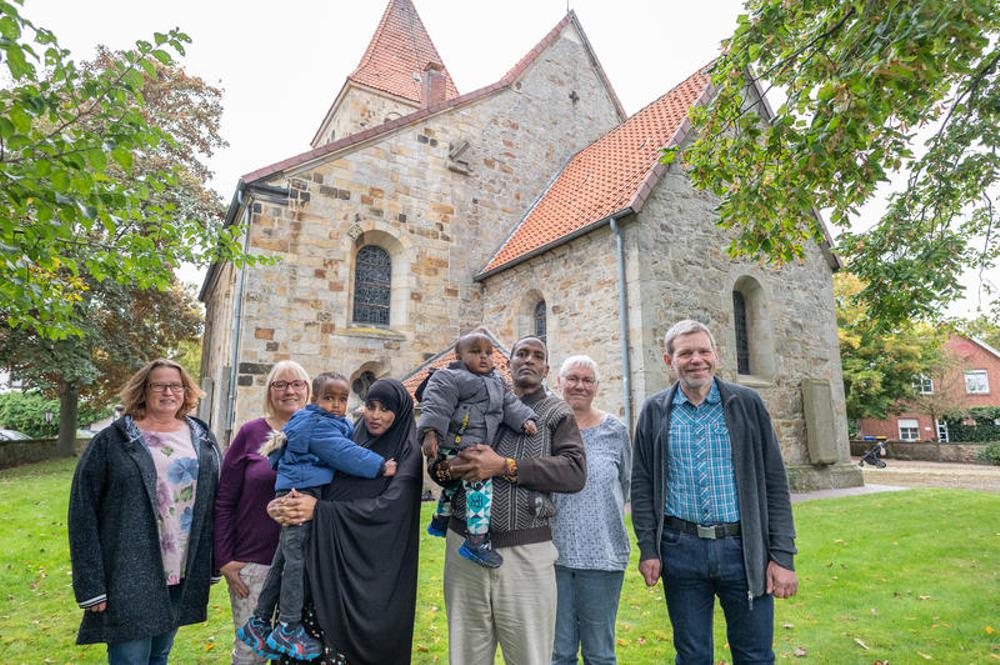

{"left": 237, "top": 372, "right": 396, "bottom": 661}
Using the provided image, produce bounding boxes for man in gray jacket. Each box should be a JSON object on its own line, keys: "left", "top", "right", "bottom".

{"left": 631, "top": 319, "right": 797, "bottom": 664}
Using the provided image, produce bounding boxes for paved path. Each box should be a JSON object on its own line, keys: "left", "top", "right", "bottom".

{"left": 790, "top": 459, "right": 1000, "bottom": 503}
{"left": 856, "top": 458, "right": 1000, "bottom": 494}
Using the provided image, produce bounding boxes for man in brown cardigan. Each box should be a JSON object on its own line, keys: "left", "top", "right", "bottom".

{"left": 441, "top": 336, "right": 586, "bottom": 665}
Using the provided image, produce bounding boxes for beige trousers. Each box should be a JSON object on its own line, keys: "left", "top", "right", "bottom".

{"left": 443, "top": 530, "right": 559, "bottom": 665}
{"left": 227, "top": 561, "right": 272, "bottom": 665}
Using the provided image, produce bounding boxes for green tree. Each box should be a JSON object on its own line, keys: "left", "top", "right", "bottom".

{"left": 956, "top": 313, "right": 1000, "bottom": 349}
{"left": 836, "top": 273, "right": 946, "bottom": 422}
{"left": 0, "top": 1, "right": 258, "bottom": 339}
{"left": 669, "top": 0, "right": 999, "bottom": 329}
{"left": 0, "top": 390, "right": 108, "bottom": 438}
{"left": 0, "top": 280, "right": 202, "bottom": 455}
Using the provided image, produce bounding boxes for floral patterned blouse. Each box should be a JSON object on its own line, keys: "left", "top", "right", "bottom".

{"left": 142, "top": 427, "right": 199, "bottom": 585}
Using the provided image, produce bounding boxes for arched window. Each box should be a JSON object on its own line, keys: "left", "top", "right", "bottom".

{"left": 534, "top": 299, "right": 547, "bottom": 344}
{"left": 732, "top": 290, "right": 750, "bottom": 375}
{"left": 352, "top": 370, "right": 376, "bottom": 400}
{"left": 353, "top": 245, "right": 391, "bottom": 325}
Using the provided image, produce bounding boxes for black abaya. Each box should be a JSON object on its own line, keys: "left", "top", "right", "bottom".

{"left": 303, "top": 379, "right": 422, "bottom": 665}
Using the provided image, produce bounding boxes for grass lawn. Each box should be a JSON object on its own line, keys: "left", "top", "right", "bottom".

{"left": 0, "top": 458, "right": 997, "bottom": 664}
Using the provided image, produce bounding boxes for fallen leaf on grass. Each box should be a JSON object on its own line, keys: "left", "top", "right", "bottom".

{"left": 871, "top": 608, "right": 878, "bottom": 616}
{"left": 985, "top": 625, "right": 994, "bottom": 634}
{"left": 854, "top": 638, "right": 869, "bottom": 650}
{"left": 916, "top": 651, "right": 932, "bottom": 660}
{"left": 918, "top": 595, "right": 931, "bottom": 600}
{"left": 793, "top": 646, "right": 807, "bottom": 657}
{"left": 783, "top": 623, "right": 794, "bottom": 629}
{"left": 203, "top": 643, "right": 215, "bottom": 652}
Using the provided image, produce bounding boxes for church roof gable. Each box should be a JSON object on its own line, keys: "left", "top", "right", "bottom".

{"left": 479, "top": 66, "right": 712, "bottom": 277}
{"left": 349, "top": 0, "right": 459, "bottom": 104}
{"left": 242, "top": 11, "right": 618, "bottom": 185}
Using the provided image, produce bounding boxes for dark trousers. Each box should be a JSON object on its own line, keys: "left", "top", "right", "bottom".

{"left": 660, "top": 526, "right": 774, "bottom": 665}
{"left": 254, "top": 488, "right": 317, "bottom": 625}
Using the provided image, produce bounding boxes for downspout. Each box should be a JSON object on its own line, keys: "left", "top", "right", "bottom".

{"left": 609, "top": 215, "right": 633, "bottom": 430}
{"left": 224, "top": 184, "right": 251, "bottom": 446}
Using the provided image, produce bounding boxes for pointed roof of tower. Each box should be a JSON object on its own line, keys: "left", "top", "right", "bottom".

{"left": 348, "top": 0, "right": 459, "bottom": 104}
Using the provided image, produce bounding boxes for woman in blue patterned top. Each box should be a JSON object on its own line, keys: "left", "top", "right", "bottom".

{"left": 551, "top": 355, "right": 631, "bottom": 665}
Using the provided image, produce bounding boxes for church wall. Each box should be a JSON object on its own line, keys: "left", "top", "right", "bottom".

{"left": 217, "top": 23, "right": 624, "bottom": 429}
{"left": 316, "top": 85, "right": 419, "bottom": 147}
{"left": 631, "top": 168, "right": 862, "bottom": 489}
{"left": 200, "top": 261, "right": 238, "bottom": 440}
{"left": 480, "top": 224, "right": 630, "bottom": 419}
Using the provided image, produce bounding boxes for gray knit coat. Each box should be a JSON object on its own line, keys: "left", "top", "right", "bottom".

{"left": 68, "top": 415, "right": 220, "bottom": 644}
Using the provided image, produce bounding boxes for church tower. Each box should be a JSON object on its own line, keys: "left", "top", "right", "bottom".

{"left": 310, "top": 0, "right": 460, "bottom": 147}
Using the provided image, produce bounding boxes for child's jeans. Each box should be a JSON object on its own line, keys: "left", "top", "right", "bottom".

{"left": 253, "top": 488, "right": 318, "bottom": 625}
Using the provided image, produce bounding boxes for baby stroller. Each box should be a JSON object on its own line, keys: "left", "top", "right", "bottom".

{"left": 858, "top": 438, "right": 887, "bottom": 468}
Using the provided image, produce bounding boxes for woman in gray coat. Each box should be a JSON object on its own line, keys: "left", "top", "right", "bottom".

{"left": 69, "top": 358, "right": 220, "bottom": 664}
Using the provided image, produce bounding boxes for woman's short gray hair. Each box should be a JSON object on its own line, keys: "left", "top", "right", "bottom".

{"left": 663, "top": 319, "right": 717, "bottom": 356}
{"left": 559, "top": 354, "right": 600, "bottom": 382}
{"left": 263, "top": 360, "right": 311, "bottom": 417}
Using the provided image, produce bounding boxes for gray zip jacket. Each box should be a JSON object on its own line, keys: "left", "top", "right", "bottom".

{"left": 631, "top": 378, "right": 796, "bottom": 598}
{"left": 418, "top": 361, "right": 536, "bottom": 449}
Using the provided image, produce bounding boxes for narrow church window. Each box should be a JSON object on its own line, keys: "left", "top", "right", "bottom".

{"left": 353, "top": 245, "right": 391, "bottom": 325}
{"left": 733, "top": 290, "right": 750, "bottom": 375}
{"left": 534, "top": 299, "right": 547, "bottom": 344}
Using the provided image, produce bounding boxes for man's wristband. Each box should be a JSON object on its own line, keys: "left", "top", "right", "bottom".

{"left": 502, "top": 457, "right": 518, "bottom": 483}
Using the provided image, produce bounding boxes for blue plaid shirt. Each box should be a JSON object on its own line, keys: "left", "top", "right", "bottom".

{"left": 664, "top": 380, "right": 741, "bottom": 525}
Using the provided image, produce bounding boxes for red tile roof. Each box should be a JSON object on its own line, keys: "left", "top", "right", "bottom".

{"left": 348, "top": 0, "right": 459, "bottom": 104}
{"left": 480, "top": 66, "right": 713, "bottom": 276}
{"left": 242, "top": 12, "right": 623, "bottom": 185}
{"left": 401, "top": 331, "right": 513, "bottom": 402}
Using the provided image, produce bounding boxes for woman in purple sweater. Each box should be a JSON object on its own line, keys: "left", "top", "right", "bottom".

{"left": 215, "top": 360, "right": 311, "bottom": 665}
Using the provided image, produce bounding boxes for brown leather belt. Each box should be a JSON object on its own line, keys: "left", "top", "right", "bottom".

{"left": 664, "top": 516, "right": 741, "bottom": 540}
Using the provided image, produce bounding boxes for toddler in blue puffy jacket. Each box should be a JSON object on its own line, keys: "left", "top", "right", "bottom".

{"left": 237, "top": 372, "right": 396, "bottom": 661}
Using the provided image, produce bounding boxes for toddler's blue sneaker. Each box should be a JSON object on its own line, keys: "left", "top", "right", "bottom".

{"left": 237, "top": 616, "right": 280, "bottom": 659}
{"left": 427, "top": 514, "right": 449, "bottom": 537}
{"left": 458, "top": 533, "right": 503, "bottom": 568}
{"left": 266, "top": 621, "right": 323, "bottom": 661}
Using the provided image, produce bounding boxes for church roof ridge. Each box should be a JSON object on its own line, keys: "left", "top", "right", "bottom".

{"left": 478, "top": 64, "right": 714, "bottom": 277}
{"left": 241, "top": 11, "right": 609, "bottom": 185}
{"left": 347, "top": 0, "right": 459, "bottom": 104}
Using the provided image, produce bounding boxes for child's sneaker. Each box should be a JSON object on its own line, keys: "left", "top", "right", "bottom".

{"left": 458, "top": 533, "right": 503, "bottom": 568}
{"left": 266, "top": 621, "right": 324, "bottom": 661}
{"left": 237, "top": 616, "right": 275, "bottom": 658}
{"left": 427, "top": 514, "right": 449, "bottom": 537}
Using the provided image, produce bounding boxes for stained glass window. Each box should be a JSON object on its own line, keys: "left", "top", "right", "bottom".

{"left": 353, "top": 245, "right": 391, "bottom": 325}
{"left": 534, "top": 299, "right": 547, "bottom": 344}
{"left": 733, "top": 290, "right": 750, "bottom": 375}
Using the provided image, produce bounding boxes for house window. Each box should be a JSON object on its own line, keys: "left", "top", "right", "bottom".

{"left": 352, "top": 245, "right": 391, "bottom": 325}
{"left": 733, "top": 290, "right": 750, "bottom": 375}
{"left": 935, "top": 419, "right": 950, "bottom": 443}
{"left": 897, "top": 418, "right": 919, "bottom": 442}
{"left": 913, "top": 375, "right": 934, "bottom": 395}
{"left": 534, "top": 300, "right": 547, "bottom": 344}
{"left": 965, "top": 369, "right": 989, "bottom": 394}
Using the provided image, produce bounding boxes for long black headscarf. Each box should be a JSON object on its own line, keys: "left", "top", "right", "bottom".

{"left": 304, "top": 378, "right": 421, "bottom": 665}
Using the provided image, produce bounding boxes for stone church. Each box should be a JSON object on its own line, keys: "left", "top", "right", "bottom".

{"left": 199, "top": 0, "right": 862, "bottom": 489}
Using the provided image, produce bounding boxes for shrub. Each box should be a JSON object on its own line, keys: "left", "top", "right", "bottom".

{"left": 0, "top": 392, "right": 110, "bottom": 438}
{"left": 979, "top": 441, "right": 1000, "bottom": 466}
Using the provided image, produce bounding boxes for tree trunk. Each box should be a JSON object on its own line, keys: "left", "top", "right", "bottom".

{"left": 57, "top": 382, "right": 79, "bottom": 457}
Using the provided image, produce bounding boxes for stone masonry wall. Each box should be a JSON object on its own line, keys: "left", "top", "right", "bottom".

{"left": 316, "top": 85, "right": 419, "bottom": 147}
{"left": 480, "top": 223, "right": 631, "bottom": 418}
{"left": 631, "top": 168, "right": 861, "bottom": 489}
{"left": 215, "top": 23, "right": 624, "bottom": 429}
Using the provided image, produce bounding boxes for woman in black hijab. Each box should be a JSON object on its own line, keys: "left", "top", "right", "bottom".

{"left": 271, "top": 378, "right": 421, "bottom": 664}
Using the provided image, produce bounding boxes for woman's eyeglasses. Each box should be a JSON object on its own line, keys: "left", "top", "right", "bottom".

{"left": 270, "top": 380, "right": 308, "bottom": 391}
{"left": 149, "top": 383, "right": 186, "bottom": 393}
